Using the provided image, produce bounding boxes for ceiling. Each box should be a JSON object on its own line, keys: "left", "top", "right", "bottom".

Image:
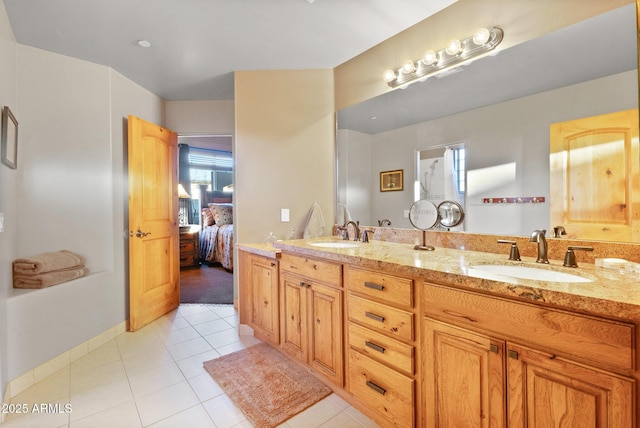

{"left": 2, "top": 0, "right": 457, "bottom": 101}
{"left": 338, "top": 3, "right": 638, "bottom": 134}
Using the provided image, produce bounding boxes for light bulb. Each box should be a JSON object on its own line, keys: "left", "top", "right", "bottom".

{"left": 473, "top": 27, "right": 491, "bottom": 46}
{"left": 383, "top": 69, "right": 397, "bottom": 83}
{"left": 401, "top": 60, "right": 416, "bottom": 74}
{"left": 445, "top": 39, "right": 462, "bottom": 56}
{"left": 422, "top": 50, "right": 438, "bottom": 66}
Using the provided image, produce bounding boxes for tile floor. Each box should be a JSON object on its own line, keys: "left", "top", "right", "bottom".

{"left": 2, "top": 304, "right": 380, "bottom": 428}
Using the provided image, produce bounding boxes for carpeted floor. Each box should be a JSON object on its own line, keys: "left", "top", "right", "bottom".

{"left": 180, "top": 264, "right": 234, "bottom": 304}
{"left": 203, "top": 343, "right": 332, "bottom": 428}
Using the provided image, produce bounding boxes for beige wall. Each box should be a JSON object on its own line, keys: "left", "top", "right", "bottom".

{"left": 334, "top": 0, "right": 632, "bottom": 110}
{"left": 165, "top": 100, "right": 234, "bottom": 135}
{"left": 234, "top": 70, "right": 335, "bottom": 245}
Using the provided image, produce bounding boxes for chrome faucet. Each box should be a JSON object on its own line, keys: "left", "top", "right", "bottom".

{"left": 343, "top": 221, "right": 360, "bottom": 241}
{"left": 529, "top": 229, "right": 549, "bottom": 263}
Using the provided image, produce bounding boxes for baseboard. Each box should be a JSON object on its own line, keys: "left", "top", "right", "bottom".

{"left": 0, "top": 320, "right": 128, "bottom": 417}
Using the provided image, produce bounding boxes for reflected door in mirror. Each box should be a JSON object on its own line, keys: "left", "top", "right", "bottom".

{"left": 550, "top": 109, "right": 640, "bottom": 242}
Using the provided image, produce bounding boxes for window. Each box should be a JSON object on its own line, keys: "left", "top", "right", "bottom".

{"left": 453, "top": 146, "right": 465, "bottom": 194}
{"left": 188, "top": 147, "right": 233, "bottom": 196}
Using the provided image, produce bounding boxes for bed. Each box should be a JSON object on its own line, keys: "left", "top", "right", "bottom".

{"left": 200, "top": 202, "right": 234, "bottom": 271}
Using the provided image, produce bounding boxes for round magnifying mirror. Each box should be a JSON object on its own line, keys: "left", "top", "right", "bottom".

{"left": 408, "top": 199, "right": 438, "bottom": 251}
{"left": 437, "top": 200, "right": 465, "bottom": 228}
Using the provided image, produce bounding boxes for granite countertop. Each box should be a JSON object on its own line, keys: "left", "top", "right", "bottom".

{"left": 267, "top": 237, "right": 640, "bottom": 320}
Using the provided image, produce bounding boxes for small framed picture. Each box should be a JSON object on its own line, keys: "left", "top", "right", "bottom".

{"left": 380, "top": 169, "right": 403, "bottom": 192}
{"left": 1, "top": 106, "right": 18, "bottom": 169}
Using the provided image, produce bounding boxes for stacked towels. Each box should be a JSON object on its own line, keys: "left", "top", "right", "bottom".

{"left": 13, "top": 250, "right": 89, "bottom": 289}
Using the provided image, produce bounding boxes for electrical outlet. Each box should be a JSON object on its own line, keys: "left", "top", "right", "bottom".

{"left": 404, "top": 209, "right": 409, "bottom": 218}
{"left": 281, "top": 208, "right": 290, "bottom": 222}
{"left": 0, "top": 212, "right": 4, "bottom": 233}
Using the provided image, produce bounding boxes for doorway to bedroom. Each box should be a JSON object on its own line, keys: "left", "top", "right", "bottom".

{"left": 177, "top": 134, "right": 234, "bottom": 305}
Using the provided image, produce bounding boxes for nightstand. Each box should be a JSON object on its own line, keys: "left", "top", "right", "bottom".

{"left": 179, "top": 227, "right": 200, "bottom": 268}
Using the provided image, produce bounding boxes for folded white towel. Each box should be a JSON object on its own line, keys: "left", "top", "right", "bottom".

{"left": 303, "top": 202, "right": 325, "bottom": 239}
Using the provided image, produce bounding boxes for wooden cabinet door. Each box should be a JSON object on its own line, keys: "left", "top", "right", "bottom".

{"left": 308, "top": 282, "right": 343, "bottom": 386}
{"left": 280, "top": 272, "right": 307, "bottom": 363}
{"left": 507, "top": 343, "right": 635, "bottom": 428}
{"left": 249, "top": 255, "right": 279, "bottom": 345}
{"left": 423, "top": 319, "right": 505, "bottom": 428}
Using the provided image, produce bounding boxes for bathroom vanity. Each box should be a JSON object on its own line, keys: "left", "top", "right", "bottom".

{"left": 238, "top": 234, "right": 640, "bottom": 428}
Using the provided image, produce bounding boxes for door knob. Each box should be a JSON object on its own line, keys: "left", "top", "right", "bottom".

{"left": 135, "top": 229, "right": 151, "bottom": 238}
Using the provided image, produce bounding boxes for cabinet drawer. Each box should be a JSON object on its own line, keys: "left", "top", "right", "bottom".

{"left": 281, "top": 253, "right": 342, "bottom": 287}
{"left": 349, "top": 295, "right": 413, "bottom": 341}
{"left": 423, "top": 283, "right": 635, "bottom": 372}
{"left": 348, "top": 349, "right": 414, "bottom": 428}
{"left": 346, "top": 267, "right": 413, "bottom": 308}
{"left": 180, "top": 241, "right": 195, "bottom": 252}
{"left": 348, "top": 322, "right": 414, "bottom": 375}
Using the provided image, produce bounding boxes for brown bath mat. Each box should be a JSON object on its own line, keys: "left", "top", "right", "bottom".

{"left": 203, "top": 342, "right": 331, "bottom": 428}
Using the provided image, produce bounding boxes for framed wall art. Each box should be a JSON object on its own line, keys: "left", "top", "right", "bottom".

{"left": 1, "top": 106, "right": 18, "bottom": 169}
{"left": 380, "top": 169, "right": 403, "bottom": 192}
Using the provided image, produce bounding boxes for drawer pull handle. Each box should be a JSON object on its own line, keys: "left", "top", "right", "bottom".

{"left": 365, "top": 312, "right": 385, "bottom": 323}
{"left": 366, "top": 380, "right": 386, "bottom": 396}
{"left": 365, "top": 341, "right": 386, "bottom": 354}
{"left": 364, "top": 282, "right": 384, "bottom": 291}
{"left": 490, "top": 344, "right": 499, "bottom": 354}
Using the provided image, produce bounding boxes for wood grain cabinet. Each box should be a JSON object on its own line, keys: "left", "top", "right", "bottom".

{"left": 238, "top": 250, "right": 280, "bottom": 347}
{"left": 280, "top": 253, "right": 344, "bottom": 387}
{"left": 422, "top": 282, "right": 635, "bottom": 428}
{"left": 345, "top": 266, "right": 416, "bottom": 428}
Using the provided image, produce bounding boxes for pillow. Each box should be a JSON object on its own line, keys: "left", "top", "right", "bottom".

{"left": 202, "top": 208, "right": 215, "bottom": 226}
{"left": 208, "top": 203, "right": 233, "bottom": 225}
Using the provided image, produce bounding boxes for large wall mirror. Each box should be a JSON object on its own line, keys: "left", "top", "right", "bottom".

{"left": 336, "top": 2, "right": 639, "bottom": 242}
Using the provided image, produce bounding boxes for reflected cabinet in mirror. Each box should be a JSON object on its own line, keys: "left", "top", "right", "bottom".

{"left": 336, "top": 2, "right": 639, "bottom": 242}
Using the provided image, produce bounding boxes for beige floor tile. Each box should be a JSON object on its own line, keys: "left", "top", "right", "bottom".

{"left": 214, "top": 335, "right": 261, "bottom": 356}
{"left": 165, "top": 337, "right": 213, "bottom": 361}
{"left": 9, "top": 367, "right": 69, "bottom": 407}
{"left": 202, "top": 327, "right": 241, "bottom": 349}
{"left": 187, "top": 372, "right": 225, "bottom": 402}
{"left": 343, "top": 406, "right": 380, "bottom": 428}
{"left": 69, "top": 400, "right": 141, "bottom": 428}
{"left": 70, "top": 360, "right": 127, "bottom": 395}
{"left": 127, "top": 362, "right": 185, "bottom": 398}
{"left": 175, "top": 349, "right": 221, "bottom": 379}
{"left": 69, "top": 378, "right": 133, "bottom": 422}
{"left": 69, "top": 340, "right": 121, "bottom": 373}
{"left": 120, "top": 348, "right": 175, "bottom": 378}
{"left": 184, "top": 310, "right": 222, "bottom": 326}
{"left": 192, "top": 318, "right": 234, "bottom": 336}
{"left": 157, "top": 324, "right": 202, "bottom": 346}
{"left": 134, "top": 380, "right": 200, "bottom": 427}
{"left": 147, "top": 404, "right": 216, "bottom": 428}
{"left": 284, "top": 397, "right": 343, "bottom": 428}
{"left": 202, "top": 394, "right": 248, "bottom": 428}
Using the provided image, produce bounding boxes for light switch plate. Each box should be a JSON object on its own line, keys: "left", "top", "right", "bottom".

{"left": 281, "top": 208, "right": 290, "bottom": 222}
{"left": 0, "top": 212, "right": 4, "bottom": 233}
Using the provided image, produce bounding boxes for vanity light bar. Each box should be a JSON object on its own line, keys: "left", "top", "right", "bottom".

{"left": 384, "top": 27, "right": 504, "bottom": 89}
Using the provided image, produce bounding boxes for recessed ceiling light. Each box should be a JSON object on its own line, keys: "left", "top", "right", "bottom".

{"left": 137, "top": 40, "right": 152, "bottom": 48}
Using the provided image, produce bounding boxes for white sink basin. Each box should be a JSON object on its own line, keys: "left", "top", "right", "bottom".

{"left": 468, "top": 264, "right": 593, "bottom": 283}
{"left": 309, "top": 241, "right": 359, "bottom": 249}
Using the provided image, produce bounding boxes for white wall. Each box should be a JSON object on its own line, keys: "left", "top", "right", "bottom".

{"left": 0, "top": 0, "right": 18, "bottom": 397}
{"left": 340, "top": 70, "right": 638, "bottom": 234}
{"left": 2, "top": 38, "right": 164, "bottom": 384}
{"left": 166, "top": 100, "right": 234, "bottom": 135}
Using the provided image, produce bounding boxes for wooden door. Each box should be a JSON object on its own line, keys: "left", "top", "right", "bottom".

{"left": 249, "top": 255, "right": 279, "bottom": 345}
{"left": 423, "top": 319, "right": 505, "bottom": 428}
{"left": 280, "top": 272, "right": 307, "bottom": 363}
{"left": 507, "top": 343, "right": 634, "bottom": 428}
{"left": 128, "top": 116, "right": 179, "bottom": 331}
{"left": 308, "top": 282, "right": 343, "bottom": 386}
{"left": 550, "top": 109, "right": 639, "bottom": 241}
